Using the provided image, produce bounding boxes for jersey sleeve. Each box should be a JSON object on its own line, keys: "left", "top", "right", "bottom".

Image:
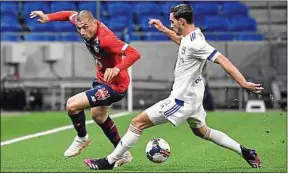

{"left": 101, "top": 35, "right": 127, "bottom": 56}
{"left": 101, "top": 34, "right": 141, "bottom": 70}
{"left": 47, "top": 11, "right": 77, "bottom": 25}
{"left": 187, "top": 33, "right": 221, "bottom": 62}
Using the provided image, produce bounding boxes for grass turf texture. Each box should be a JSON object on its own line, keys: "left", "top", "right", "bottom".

{"left": 1, "top": 111, "right": 287, "bottom": 172}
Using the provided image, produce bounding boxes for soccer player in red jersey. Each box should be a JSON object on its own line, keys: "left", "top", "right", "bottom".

{"left": 30, "top": 10, "right": 141, "bottom": 167}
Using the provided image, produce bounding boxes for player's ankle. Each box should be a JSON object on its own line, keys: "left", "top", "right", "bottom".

{"left": 107, "top": 155, "right": 117, "bottom": 165}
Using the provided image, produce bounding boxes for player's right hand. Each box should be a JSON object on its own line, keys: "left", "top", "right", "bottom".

{"left": 148, "top": 19, "right": 166, "bottom": 32}
{"left": 30, "top": 11, "right": 49, "bottom": 23}
{"left": 241, "top": 82, "right": 264, "bottom": 94}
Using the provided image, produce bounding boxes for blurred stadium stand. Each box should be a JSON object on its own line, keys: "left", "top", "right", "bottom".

{"left": 2, "top": 1, "right": 287, "bottom": 42}
{"left": 1, "top": 1, "right": 287, "bottom": 111}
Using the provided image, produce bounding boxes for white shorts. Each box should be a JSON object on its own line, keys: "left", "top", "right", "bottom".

{"left": 145, "top": 96, "right": 206, "bottom": 128}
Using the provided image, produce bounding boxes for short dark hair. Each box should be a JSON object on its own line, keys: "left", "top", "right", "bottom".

{"left": 170, "top": 4, "right": 194, "bottom": 24}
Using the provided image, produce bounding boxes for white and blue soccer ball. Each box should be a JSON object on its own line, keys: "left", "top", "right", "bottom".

{"left": 145, "top": 138, "right": 171, "bottom": 163}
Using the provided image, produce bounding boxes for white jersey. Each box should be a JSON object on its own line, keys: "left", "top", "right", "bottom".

{"left": 171, "top": 28, "right": 220, "bottom": 102}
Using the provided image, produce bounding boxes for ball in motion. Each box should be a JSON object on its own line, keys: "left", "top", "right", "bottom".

{"left": 145, "top": 138, "right": 171, "bottom": 163}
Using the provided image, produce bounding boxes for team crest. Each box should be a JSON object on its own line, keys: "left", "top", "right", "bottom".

{"left": 95, "top": 88, "right": 110, "bottom": 100}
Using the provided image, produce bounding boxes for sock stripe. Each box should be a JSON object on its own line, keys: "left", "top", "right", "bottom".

{"left": 128, "top": 124, "right": 142, "bottom": 135}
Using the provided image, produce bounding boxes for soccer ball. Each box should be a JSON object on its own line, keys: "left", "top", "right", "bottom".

{"left": 145, "top": 138, "right": 171, "bottom": 163}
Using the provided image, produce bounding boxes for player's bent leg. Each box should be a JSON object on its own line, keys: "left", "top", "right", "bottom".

{"left": 190, "top": 124, "right": 261, "bottom": 168}
{"left": 90, "top": 106, "right": 131, "bottom": 168}
{"left": 84, "top": 111, "right": 155, "bottom": 170}
{"left": 90, "top": 106, "right": 110, "bottom": 124}
{"left": 64, "top": 92, "right": 91, "bottom": 158}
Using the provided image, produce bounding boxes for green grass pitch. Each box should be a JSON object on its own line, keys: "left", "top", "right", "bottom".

{"left": 1, "top": 111, "right": 287, "bottom": 172}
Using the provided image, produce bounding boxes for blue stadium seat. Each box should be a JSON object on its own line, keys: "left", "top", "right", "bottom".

{"left": 229, "top": 16, "right": 257, "bottom": 32}
{"left": 217, "top": 33, "right": 235, "bottom": 41}
{"left": 1, "top": 15, "right": 21, "bottom": 32}
{"left": 194, "top": 16, "right": 207, "bottom": 29}
{"left": 23, "top": 1, "right": 50, "bottom": 19}
{"left": 193, "top": 2, "right": 219, "bottom": 16}
{"left": 138, "top": 16, "right": 163, "bottom": 32}
{"left": 26, "top": 19, "right": 54, "bottom": 32}
{"left": 107, "top": 16, "right": 128, "bottom": 32}
{"left": 100, "top": 17, "right": 110, "bottom": 26}
{"left": 222, "top": 2, "right": 248, "bottom": 16}
{"left": 106, "top": 2, "right": 132, "bottom": 16}
{"left": 1, "top": 34, "right": 19, "bottom": 41}
{"left": 133, "top": 2, "right": 160, "bottom": 16}
{"left": 144, "top": 34, "right": 170, "bottom": 41}
{"left": 236, "top": 33, "right": 264, "bottom": 41}
{"left": 51, "top": 2, "right": 77, "bottom": 12}
{"left": 53, "top": 21, "right": 76, "bottom": 32}
{"left": 24, "top": 34, "right": 55, "bottom": 41}
{"left": 160, "top": 1, "right": 182, "bottom": 14}
{"left": 0, "top": 1, "right": 18, "bottom": 16}
{"left": 204, "top": 17, "right": 230, "bottom": 32}
{"left": 78, "top": 2, "right": 98, "bottom": 16}
{"left": 60, "top": 33, "right": 81, "bottom": 41}
{"left": 130, "top": 34, "right": 142, "bottom": 41}
{"left": 204, "top": 34, "right": 218, "bottom": 41}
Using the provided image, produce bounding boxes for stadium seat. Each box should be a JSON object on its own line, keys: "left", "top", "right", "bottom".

{"left": 26, "top": 19, "right": 54, "bottom": 32}
{"left": 138, "top": 16, "right": 163, "bottom": 32}
{"left": 1, "top": 34, "right": 19, "bottom": 41}
{"left": 24, "top": 34, "right": 55, "bottom": 41}
{"left": 107, "top": 16, "right": 129, "bottom": 32}
{"left": 78, "top": 2, "right": 98, "bottom": 16}
{"left": 106, "top": 2, "right": 132, "bottom": 16}
{"left": 222, "top": 2, "right": 248, "bottom": 16}
{"left": 229, "top": 16, "right": 257, "bottom": 32}
{"left": 100, "top": 17, "right": 110, "bottom": 26}
{"left": 60, "top": 33, "right": 81, "bottom": 41}
{"left": 133, "top": 2, "right": 160, "bottom": 16}
{"left": 53, "top": 21, "right": 76, "bottom": 32}
{"left": 217, "top": 33, "right": 235, "bottom": 41}
{"left": 51, "top": 1, "right": 77, "bottom": 12}
{"left": 0, "top": 1, "right": 18, "bottom": 16}
{"left": 130, "top": 34, "right": 142, "bottom": 41}
{"left": 193, "top": 2, "right": 219, "bottom": 16}
{"left": 236, "top": 33, "right": 265, "bottom": 41}
{"left": 23, "top": 1, "right": 50, "bottom": 19}
{"left": 160, "top": 1, "right": 183, "bottom": 15}
{"left": 1, "top": 15, "right": 22, "bottom": 32}
{"left": 204, "top": 33, "right": 218, "bottom": 41}
{"left": 203, "top": 17, "right": 230, "bottom": 32}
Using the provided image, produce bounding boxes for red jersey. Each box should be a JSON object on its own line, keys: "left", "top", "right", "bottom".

{"left": 47, "top": 11, "right": 141, "bottom": 93}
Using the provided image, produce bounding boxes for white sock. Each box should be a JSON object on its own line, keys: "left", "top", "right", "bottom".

{"left": 205, "top": 128, "right": 242, "bottom": 155}
{"left": 107, "top": 124, "right": 142, "bottom": 164}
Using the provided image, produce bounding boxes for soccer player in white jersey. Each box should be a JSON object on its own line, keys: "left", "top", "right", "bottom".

{"left": 84, "top": 4, "right": 263, "bottom": 170}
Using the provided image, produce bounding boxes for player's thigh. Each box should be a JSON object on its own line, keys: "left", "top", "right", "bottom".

{"left": 66, "top": 92, "right": 91, "bottom": 112}
{"left": 186, "top": 105, "right": 207, "bottom": 129}
{"left": 85, "top": 83, "right": 125, "bottom": 108}
{"left": 90, "top": 106, "right": 110, "bottom": 124}
{"left": 145, "top": 97, "right": 190, "bottom": 127}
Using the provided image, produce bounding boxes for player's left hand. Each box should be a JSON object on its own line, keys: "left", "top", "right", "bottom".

{"left": 104, "top": 67, "right": 120, "bottom": 82}
{"left": 241, "top": 82, "right": 264, "bottom": 94}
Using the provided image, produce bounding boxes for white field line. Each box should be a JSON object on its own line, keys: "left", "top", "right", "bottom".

{"left": 1, "top": 112, "right": 131, "bottom": 146}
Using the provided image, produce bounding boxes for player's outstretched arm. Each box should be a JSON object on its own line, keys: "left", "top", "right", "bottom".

{"left": 148, "top": 19, "right": 181, "bottom": 45}
{"left": 30, "top": 11, "right": 77, "bottom": 23}
{"left": 214, "top": 54, "right": 264, "bottom": 94}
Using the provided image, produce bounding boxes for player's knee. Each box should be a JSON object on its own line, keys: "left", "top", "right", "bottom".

{"left": 131, "top": 112, "right": 153, "bottom": 131}
{"left": 90, "top": 108, "right": 107, "bottom": 124}
{"left": 66, "top": 97, "right": 78, "bottom": 114}
{"left": 191, "top": 126, "right": 209, "bottom": 139}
